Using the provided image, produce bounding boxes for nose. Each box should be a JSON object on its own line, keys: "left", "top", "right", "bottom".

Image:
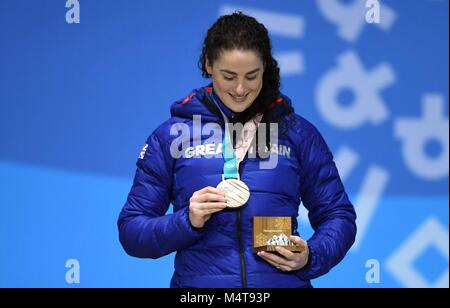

{"left": 235, "top": 83, "right": 246, "bottom": 96}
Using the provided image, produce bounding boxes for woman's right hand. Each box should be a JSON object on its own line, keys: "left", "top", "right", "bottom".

{"left": 189, "top": 186, "right": 228, "bottom": 228}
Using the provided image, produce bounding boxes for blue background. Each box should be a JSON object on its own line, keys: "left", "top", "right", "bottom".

{"left": 0, "top": 0, "right": 448, "bottom": 287}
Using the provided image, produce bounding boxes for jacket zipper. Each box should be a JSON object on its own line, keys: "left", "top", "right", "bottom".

{"left": 221, "top": 119, "right": 247, "bottom": 288}
{"left": 237, "top": 209, "right": 247, "bottom": 288}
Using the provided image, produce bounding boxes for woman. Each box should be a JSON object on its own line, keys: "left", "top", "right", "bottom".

{"left": 118, "top": 12, "right": 356, "bottom": 288}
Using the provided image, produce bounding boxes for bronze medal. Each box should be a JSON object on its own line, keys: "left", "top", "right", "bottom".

{"left": 216, "top": 179, "right": 250, "bottom": 208}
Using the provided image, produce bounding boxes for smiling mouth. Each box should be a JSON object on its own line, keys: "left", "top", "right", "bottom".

{"left": 229, "top": 93, "right": 248, "bottom": 102}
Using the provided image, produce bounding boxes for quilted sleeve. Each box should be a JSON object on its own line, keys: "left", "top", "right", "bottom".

{"left": 117, "top": 127, "right": 204, "bottom": 259}
{"left": 295, "top": 128, "right": 357, "bottom": 280}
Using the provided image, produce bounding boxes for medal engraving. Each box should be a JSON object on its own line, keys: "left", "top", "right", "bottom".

{"left": 217, "top": 179, "right": 250, "bottom": 208}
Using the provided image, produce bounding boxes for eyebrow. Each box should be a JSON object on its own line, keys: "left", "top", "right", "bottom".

{"left": 219, "top": 68, "right": 261, "bottom": 75}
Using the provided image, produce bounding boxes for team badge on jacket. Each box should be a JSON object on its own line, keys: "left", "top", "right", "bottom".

{"left": 139, "top": 144, "right": 148, "bottom": 159}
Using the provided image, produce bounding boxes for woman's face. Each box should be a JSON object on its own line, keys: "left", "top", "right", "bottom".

{"left": 206, "top": 49, "right": 264, "bottom": 113}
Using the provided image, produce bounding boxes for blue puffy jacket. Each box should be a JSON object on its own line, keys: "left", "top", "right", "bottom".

{"left": 118, "top": 85, "right": 356, "bottom": 288}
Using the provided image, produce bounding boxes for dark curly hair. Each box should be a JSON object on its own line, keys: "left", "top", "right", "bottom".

{"left": 198, "top": 11, "right": 286, "bottom": 124}
{"left": 198, "top": 12, "right": 294, "bottom": 153}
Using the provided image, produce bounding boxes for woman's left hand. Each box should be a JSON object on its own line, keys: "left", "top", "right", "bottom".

{"left": 257, "top": 236, "right": 309, "bottom": 272}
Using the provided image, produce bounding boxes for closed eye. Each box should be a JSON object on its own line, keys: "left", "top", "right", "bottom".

{"left": 223, "top": 75, "right": 257, "bottom": 81}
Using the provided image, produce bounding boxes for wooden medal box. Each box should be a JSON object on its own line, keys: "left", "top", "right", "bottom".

{"left": 253, "top": 216, "right": 306, "bottom": 253}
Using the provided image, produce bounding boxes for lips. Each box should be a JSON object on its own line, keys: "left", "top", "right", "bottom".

{"left": 229, "top": 93, "right": 248, "bottom": 103}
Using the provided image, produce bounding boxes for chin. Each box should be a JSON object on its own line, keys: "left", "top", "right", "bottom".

{"left": 229, "top": 104, "right": 250, "bottom": 113}
{"left": 225, "top": 98, "right": 254, "bottom": 113}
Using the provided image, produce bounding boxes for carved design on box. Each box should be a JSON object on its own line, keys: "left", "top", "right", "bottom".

{"left": 253, "top": 216, "right": 306, "bottom": 253}
{"left": 255, "top": 233, "right": 268, "bottom": 247}
{"left": 273, "top": 218, "right": 290, "bottom": 232}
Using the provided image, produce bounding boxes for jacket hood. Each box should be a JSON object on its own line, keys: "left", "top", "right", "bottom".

{"left": 170, "top": 85, "right": 222, "bottom": 122}
{"left": 170, "top": 84, "right": 294, "bottom": 122}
